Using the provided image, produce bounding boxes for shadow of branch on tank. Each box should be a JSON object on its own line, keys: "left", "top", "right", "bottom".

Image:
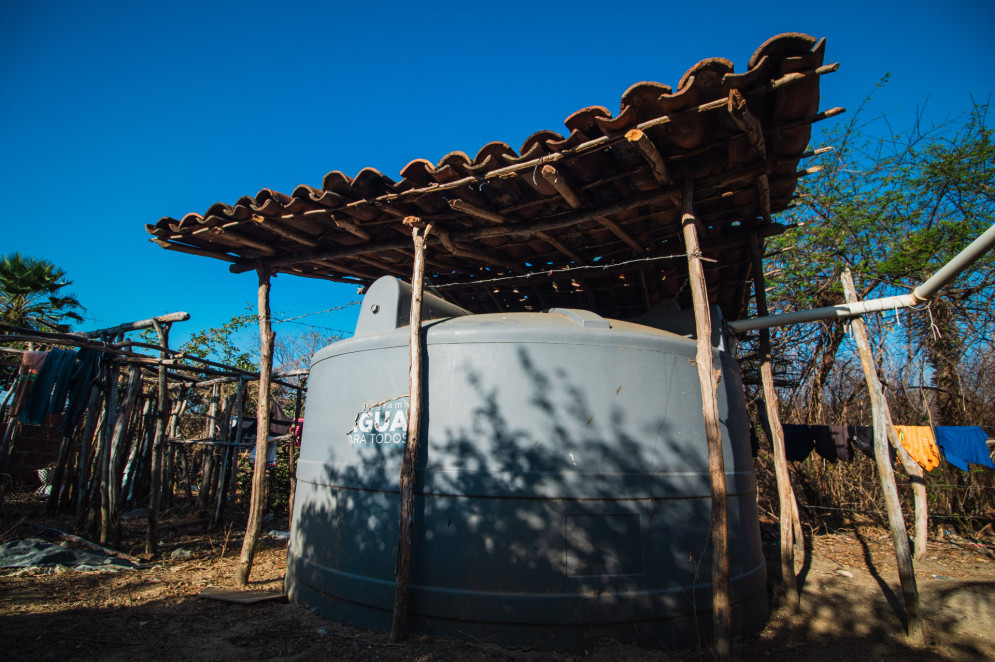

{"left": 286, "top": 322, "right": 766, "bottom": 650}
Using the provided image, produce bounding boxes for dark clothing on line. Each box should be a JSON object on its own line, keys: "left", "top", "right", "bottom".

{"left": 934, "top": 426, "right": 994, "bottom": 471}
{"left": 848, "top": 425, "right": 897, "bottom": 463}
{"left": 60, "top": 349, "right": 102, "bottom": 436}
{"left": 782, "top": 425, "right": 815, "bottom": 462}
{"left": 813, "top": 425, "right": 853, "bottom": 463}
{"left": 849, "top": 426, "right": 874, "bottom": 458}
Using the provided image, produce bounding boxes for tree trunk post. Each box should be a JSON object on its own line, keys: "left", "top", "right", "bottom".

{"left": 147, "top": 319, "right": 171, "bottom": 556}
{"left": 235, "top": 266, "right": 275, "bottom": 587}
{"left": 391, "top": 217, "right": 433, "bottom": 643}
{"left": 749, "top": 233, "right": 800, "bottom": 609}
{"left": 681, "top": 180, "right": 731, "bottom": 660}
{"left": 841, "top": 268, "right": 924, "bottom": 643}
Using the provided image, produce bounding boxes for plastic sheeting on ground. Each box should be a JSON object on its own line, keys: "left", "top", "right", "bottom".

{"left": 0, "top": 539, "right": 138, "bottom": 572}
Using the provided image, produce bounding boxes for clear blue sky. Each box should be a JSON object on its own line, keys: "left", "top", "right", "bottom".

{"left": 2, "top": 1, "right": 993, "bottom": 351}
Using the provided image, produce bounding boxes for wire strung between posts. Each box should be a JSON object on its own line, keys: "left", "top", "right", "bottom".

{"left": 799, "top": 503, "right": 992, "bottom": 520}
{"left": 271, "top": 301, "right": 360, "bottom": 323}
{"left": 431, "top": 251, "right": 714, "bottom": 290}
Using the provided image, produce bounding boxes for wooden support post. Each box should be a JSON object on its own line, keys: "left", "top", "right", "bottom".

{"left": 391, "top": 216, "right": 433, "bottom": 643}
{"left": 749, "top": 233, "right": 800, "bottom": 609}
{"left": 235, "top": 266, "right": 276, "bottom": 587}
{"left": 841, "top": 269, "right": 924, "bottom": 643}
{"left": 681, "top": 179, "right": 731, "bottom": 660}
{"left": 99, "top": 363, "right": 120, "bottom": 545}
{"left": 147, "top": 319, "right": 171, "bottom": 556}
{"left": 106, "top": 365, "right": 142, "bottom": 544}
{"left": 163, "top": 393, "right": 187, "bottom": 508}
{"left": 74, "top": 393, "right": 104, "bottom": 528}
{"left": 198, "top": 385, "right": 221, "bottom": 513}
{"left": 122, "top": 398, "right": 152, "bottom": 504}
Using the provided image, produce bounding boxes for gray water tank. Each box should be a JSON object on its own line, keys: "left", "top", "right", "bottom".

{"left": 287, "top": 278, "right": 767, "bottom": 648}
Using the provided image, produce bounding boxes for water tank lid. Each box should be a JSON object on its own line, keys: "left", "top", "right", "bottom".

{"left": 546, "top": 308, "right": 611, "bottom": 329}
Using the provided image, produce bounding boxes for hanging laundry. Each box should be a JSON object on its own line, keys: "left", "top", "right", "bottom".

{"left": 248, "top": 439, "right": 279, "bottom": 468}
{"left": 269, "top": 401, "right": 293, "bottom": 436}
{"left": 893, "top": 425, "right": 940, "bottom": 472}
{"left": 934, "top": 426, "right": 995, "bottom": 472}
{"left": 60, "top": 348, "right": 103, "bottom": 436}
{"left": 781, "top": 425, "right": 815, "bottom": 462}
{"left": 847, "top": 425, "right": 897, "bottom": 463}
{"left": 812, "top": 425, "right": 853, "bottom": 463}
{"left": 10, "top": 351, "right": 47, "bottom": 416}
{"left": 19, "top": 349, "right": 76, "bottom": 426}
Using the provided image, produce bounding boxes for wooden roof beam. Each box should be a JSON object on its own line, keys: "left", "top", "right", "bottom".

{"left": 313, "top": 259, "right": 379, "bottom": 281}
{"left": 541, "top": 165, "right": 645, "bottom": 253}
{"left": 333, "top": 216, "right": 371, "bottom": 240}
{"left": 535, "top": 231, "right": 584, "bottom": 264}
{"left": 252, "top": 214, "right": 320, "bottom": 248}
{"left": 433, "top": 226, "right": 521, "bottom": 272}
{"left": 449, "top": 198, "right": 508, "bottom": 224}
{"left": 354, "top": 255, "right": 410, "bottom": 278}
{"left": 152, "top": 238, "right": 237, "bottom": 263}
{"left": 624, "top": 129, "right": 673, "bottom": 186}
{"left": 207, "top": 226, "right": 275, "bottom": 255}
{"left": 727, "top": 89, "right": 772, "bottom": 223}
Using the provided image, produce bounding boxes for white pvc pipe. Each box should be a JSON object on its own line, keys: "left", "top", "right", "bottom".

{"left": 727, "top": 223, "right": 995, "bottom": 334}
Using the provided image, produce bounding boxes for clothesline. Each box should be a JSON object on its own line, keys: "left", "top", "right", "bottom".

{"left": 774, "top": 423, "right": 994, "bottom": 473}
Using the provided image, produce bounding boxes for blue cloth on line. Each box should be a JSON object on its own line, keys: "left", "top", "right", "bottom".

{"left": 934, "top": 426, "right": 994, "bottom": 471}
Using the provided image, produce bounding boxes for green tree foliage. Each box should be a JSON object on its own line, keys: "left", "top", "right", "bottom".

{"left": 0, "top": 253, "right": 84, "bottom": 333}
{"left": 764, "top": 97, "right": 994, "bottom": 425}
{"left": 178, "top": 308, "right": 258, "bottom": 373}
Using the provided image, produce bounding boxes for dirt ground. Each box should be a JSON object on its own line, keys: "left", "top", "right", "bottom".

{"left": 1, "top": 495, "right": 993, "bottom": 661}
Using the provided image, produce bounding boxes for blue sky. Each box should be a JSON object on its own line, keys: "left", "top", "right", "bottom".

{"left": 2, "top": 1, "right": 993, "bottom": 353}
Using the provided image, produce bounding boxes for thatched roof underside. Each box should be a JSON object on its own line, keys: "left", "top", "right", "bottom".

{"left": 147, "top": 32, "right": 837, "bottom": 322}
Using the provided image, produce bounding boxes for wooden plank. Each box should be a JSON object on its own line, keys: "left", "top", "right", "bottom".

{"left": 681, "top": 179, "right": 731, "bottom": 660}
{"left": 391, "top": 217, "right": 433, "bottom": 642}
{"left": 198, "top": 588, "right": 287, "bottom": 604}
{"left": 841, "top": 268, "right": 924, "bottom": 643}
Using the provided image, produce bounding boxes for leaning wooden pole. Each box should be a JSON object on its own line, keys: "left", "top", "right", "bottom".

{"left": 841, "top": 269, "right": 924, "bottom": 643}
{"left": 749, "top": 233, "right": 800, "bottom": 609}
{"left": 391, "top": 216, "right": 433, "bottom": 643}
{"left": 235, "top": 265, "right": 275, "bottom": 587}
{"left": 681, "top": 180, "right": 731, "bottom": 660}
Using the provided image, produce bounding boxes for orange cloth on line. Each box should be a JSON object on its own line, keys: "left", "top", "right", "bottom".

{"left": 894, "top": 425, "right": 940, "bottom": 471}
